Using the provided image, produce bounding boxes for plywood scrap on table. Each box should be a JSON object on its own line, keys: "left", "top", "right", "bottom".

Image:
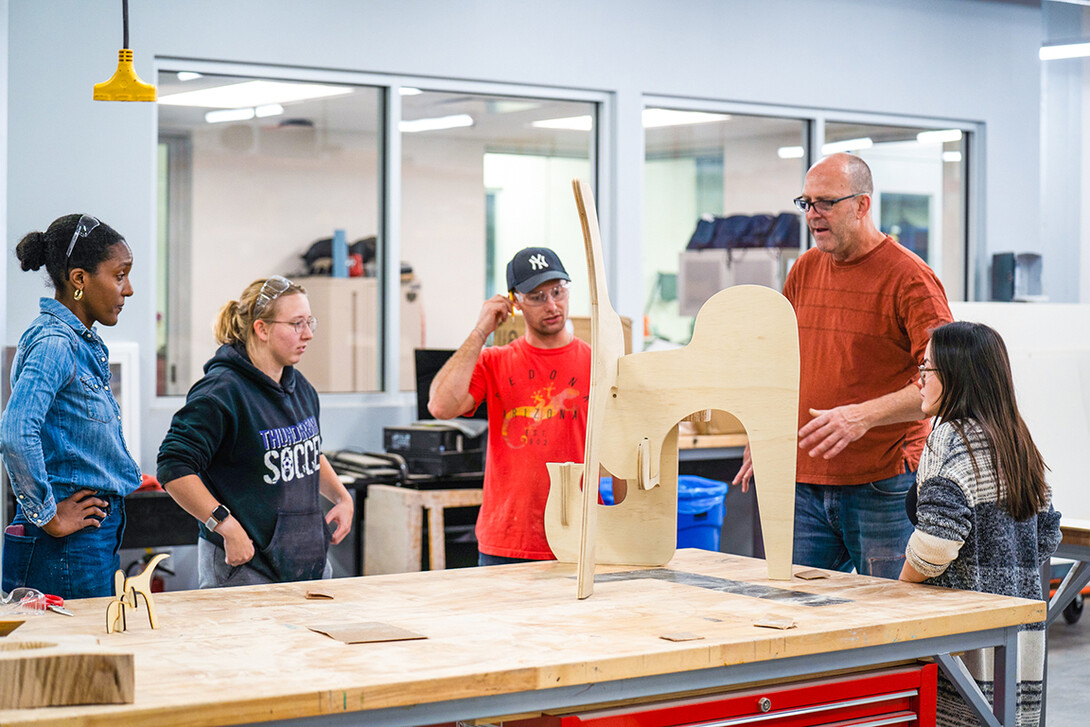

{"left": 308, "top": 622, "right": 427, "bottom": 644}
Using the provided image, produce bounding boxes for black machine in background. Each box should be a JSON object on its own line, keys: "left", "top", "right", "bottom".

{"left": 378, "top": 348, "right": 487, "bottom": 477}
{"left": 412, "top": 349, "right": 488, "bottom": 422}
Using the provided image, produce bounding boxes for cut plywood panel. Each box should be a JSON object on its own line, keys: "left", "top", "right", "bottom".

{"left": 546, "top": 181, "right": 799, "bottom": 596}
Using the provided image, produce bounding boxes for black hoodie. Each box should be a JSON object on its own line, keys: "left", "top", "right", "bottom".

{"left": 157, "top": 343, "right": 330, "bottom": 582}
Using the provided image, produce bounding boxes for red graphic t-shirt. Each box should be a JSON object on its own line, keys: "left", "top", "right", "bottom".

{"left": 468, "top": 336, "right": 591, "bottom": 559}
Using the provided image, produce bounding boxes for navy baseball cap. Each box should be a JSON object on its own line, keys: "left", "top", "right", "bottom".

{"left": 506, "top": 247, "right": 570, "bottom": 294}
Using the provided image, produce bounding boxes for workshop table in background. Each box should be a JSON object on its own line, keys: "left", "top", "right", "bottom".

{"left": 363, "top": 482, "right": 483, "bottom": 574}
{"left": 0, "top": 549, "right": 1042, "bottom": 727}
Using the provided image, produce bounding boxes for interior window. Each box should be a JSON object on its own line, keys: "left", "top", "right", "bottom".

{"left": 823, "top": 122, "right": 968, "bottom": 299}
{"left": 400, "top": 90, "right": 596, "bottom": 351}
{"left": 644, "top": 110, "right": 808, "bottom": 347}
{"left": 157, "top": 72, "right": 383, "bottom": 394}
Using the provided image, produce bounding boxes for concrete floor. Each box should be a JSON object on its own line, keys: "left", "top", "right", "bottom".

{"left": 1045, "top": 615, "right": 1090, "bottom": 724}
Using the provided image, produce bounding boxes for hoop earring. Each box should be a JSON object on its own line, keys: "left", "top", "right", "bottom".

{"left": 74, "top": 288, "right": 84, "bottom": 301}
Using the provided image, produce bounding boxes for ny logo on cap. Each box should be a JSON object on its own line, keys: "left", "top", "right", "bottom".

{"left": 528, "top": 253, "right": 548, "bottom": 271}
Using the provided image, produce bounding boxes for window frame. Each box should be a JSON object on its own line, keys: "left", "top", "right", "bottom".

{"left": 644, "top": 94, "right": 981, "bottom": 302}
{"left": 154, "top": 58, "right": 611, "bottom": 408}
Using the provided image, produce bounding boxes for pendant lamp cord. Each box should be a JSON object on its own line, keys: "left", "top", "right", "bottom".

{"left": 122, "top": 0, "right": 130, "bottom": 49}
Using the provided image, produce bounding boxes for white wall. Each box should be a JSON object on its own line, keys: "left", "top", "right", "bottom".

{"left": 950, "top": 303, "right": 1090, "bottom": 521}
{"left": 3, "top": 0, "right": 1055, "bottom": 468}
{"left": 1082, "top": 10, "right": 1090, "bottom": 304}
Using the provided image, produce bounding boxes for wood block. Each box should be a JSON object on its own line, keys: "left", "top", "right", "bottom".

{"left": 0, "top": 636, "right": 133, "bottom": 708}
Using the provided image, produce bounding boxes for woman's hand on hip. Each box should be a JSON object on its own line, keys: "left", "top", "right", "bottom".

{"left": 42, "top": 489, "right": 108, "bottom": 537}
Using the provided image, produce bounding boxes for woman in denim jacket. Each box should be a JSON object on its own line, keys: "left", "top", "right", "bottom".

{"left": 1, "top": 214, "right": 140, "bottom": 599}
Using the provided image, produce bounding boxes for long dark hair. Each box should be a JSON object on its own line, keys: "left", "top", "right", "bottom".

{"left": 930, "top": 321, "right": 1048, "bottom": 520}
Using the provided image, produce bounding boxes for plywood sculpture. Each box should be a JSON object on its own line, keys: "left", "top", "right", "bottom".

{"left": 106, "top": 553, "right": 170, "bottom": 634}
{"left": 544, "top": 179, "right": 799, "bottom": 598}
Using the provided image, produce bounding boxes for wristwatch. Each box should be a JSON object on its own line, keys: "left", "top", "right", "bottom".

{"left": 205, "top": 504, "right": 230, "bottom": 532}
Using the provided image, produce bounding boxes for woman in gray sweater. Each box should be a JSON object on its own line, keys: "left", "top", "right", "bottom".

{"left": 901, "top": 321, "right": 1060, "bottom": 727}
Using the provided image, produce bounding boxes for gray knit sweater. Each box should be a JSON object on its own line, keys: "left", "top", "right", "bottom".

{"left": 906, "top": 419, "right": 1061, "bottom": 727}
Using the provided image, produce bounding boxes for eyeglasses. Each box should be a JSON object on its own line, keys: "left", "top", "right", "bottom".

{"left": 514, "top": 280, "right": 570, "bottom": 307}
{"left": 268, "top": 317, "right": 318, "bottom": 334}
{"left": 793, "top": 193, "right": 865, "bottom": 214}
{"left": 65, "top": 214, "right": 100, "bottom": 267}
{"left": 252, "top": 275, "right": 293, "bottom": 318}
{"left": 918, "top": 363, "right": 939, "bottom": 384}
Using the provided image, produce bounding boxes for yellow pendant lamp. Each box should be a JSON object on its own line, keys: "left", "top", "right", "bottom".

{"left": 93, "top": 0, "right": 156, "bottom": 102}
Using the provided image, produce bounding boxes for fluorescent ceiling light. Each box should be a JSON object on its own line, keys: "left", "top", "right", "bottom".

{"left": 532, "top": 115, "right": 593, "bottom": 131}
{"left": 942, "top": 151, "right": 963, "bottom": 163}
{"left": 917, "top": 129, "right": 963, "bottom": 144}
{"left": 176, "top": 71, "right": 202, "bottom": 82}
{"left": 399, "top": 87, "right": 423, "bottom": 95}
{"left": 777, "top": 146, "right": 805, "bottom": 159}
{"left": 399, "top": 114, "right": 474, "bottom": 133}
{"left": 1040, "top": 41, "right": 1090, "bottom": 61}
{"left": 160, "top": 80, "right": 354, "bottom": 108}
{"left": 821, "top": 137, "right": 873, "bottom": 154}
{"left": 205, "top": 107, "right": 255, "bottom": 124}
{"left": 642, "top": 108, "right": 729, "bottom": 128}
{"left": 255, "top": 104, "right": 284, "bottom": 118}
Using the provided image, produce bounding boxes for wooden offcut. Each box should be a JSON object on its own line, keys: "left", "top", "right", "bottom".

{"left": 0, "top": 636, "right": 133, "bottom": 708}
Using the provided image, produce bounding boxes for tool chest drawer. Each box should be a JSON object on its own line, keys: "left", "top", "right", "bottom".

{"left": 510, "top": 663, "right": 936, "bottom": 727}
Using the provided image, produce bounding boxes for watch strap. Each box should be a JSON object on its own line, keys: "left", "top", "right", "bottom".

{"left": 205, "top": 504, "right": 230, "bottom": 532}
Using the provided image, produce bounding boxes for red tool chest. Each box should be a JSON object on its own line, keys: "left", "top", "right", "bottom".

{"left": 509, "top": 663, "right": 936, "bottom": 727}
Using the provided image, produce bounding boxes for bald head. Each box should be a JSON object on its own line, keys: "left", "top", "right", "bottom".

{"left": 801, "top": 153, "right": 884, "bottom": 263}
{"left": 810, "top": 153, "right": 873, "bottom": 196}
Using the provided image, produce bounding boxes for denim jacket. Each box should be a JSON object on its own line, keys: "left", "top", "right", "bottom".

{"left": 0, "top": 298, "right": 140, "bottom": 526}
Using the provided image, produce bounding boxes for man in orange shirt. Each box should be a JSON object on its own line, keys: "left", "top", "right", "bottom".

{"left": 734, "top": 153, "right": 952, "bottom": 579}
{"left": 428, "top": 247, "right": 591, "bottom": 566}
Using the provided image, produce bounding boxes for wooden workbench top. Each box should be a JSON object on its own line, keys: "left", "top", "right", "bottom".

{"left": 1, "top": 550, "right": 1044, "bottom": 726}
{"left": 1060, "top": 518, "right": 1090, "bottom": 549}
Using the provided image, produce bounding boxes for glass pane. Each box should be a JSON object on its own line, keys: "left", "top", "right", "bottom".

{"left": 401, "top": 91, "right": 596, "bottom": 357}
{"left": 823, "top": 122, "right": 967, "bottom": 299}
{"left": 644, "top": 110, "right": 808, "bottom": 348}
{"left": 157, "top": 72, "right": 382, "bottom": 394}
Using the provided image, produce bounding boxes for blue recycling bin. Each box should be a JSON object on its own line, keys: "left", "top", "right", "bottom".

{"left": 677, "top": 475, "right": 728, "bottom": 550}
{"left": 598, "top": 475, "right": 727, "bottom": 551}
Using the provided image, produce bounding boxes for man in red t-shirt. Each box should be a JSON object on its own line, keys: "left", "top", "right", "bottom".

{"left": 428, "top": 247, "right": 591, "bottom": 565}
{"left": 734, "top": 153, "right": 952, "bottom": 579}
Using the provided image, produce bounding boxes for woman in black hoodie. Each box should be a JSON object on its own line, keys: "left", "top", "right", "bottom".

{"left": 157, "top": 275, "right": 354, "bottom": 587}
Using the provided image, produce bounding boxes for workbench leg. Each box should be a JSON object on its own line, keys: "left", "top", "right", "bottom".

{"left": 992, "top": 628, "right": 1017, "bottom": 727}
{"left": 1039, "top": 561, "right": 1050, "bottom": 727}
{"left": 426, "top": 505, "right": 447, "bottom": 571}
{"left": 1047, "top": 559, "right": 1090, "bottom": 626}
{"left": 936, "top": 651, "right": 1004, "bottom": 727}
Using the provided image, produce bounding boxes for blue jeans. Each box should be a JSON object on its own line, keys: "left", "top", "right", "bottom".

{"left": 793, "top": 471, "right": 915, "bottom": 580}
{"left": 2, "top": 496, "right": 125, "bottom": 599}
{"left": 477, "top": 552, "right": 541, "bottom": 567}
